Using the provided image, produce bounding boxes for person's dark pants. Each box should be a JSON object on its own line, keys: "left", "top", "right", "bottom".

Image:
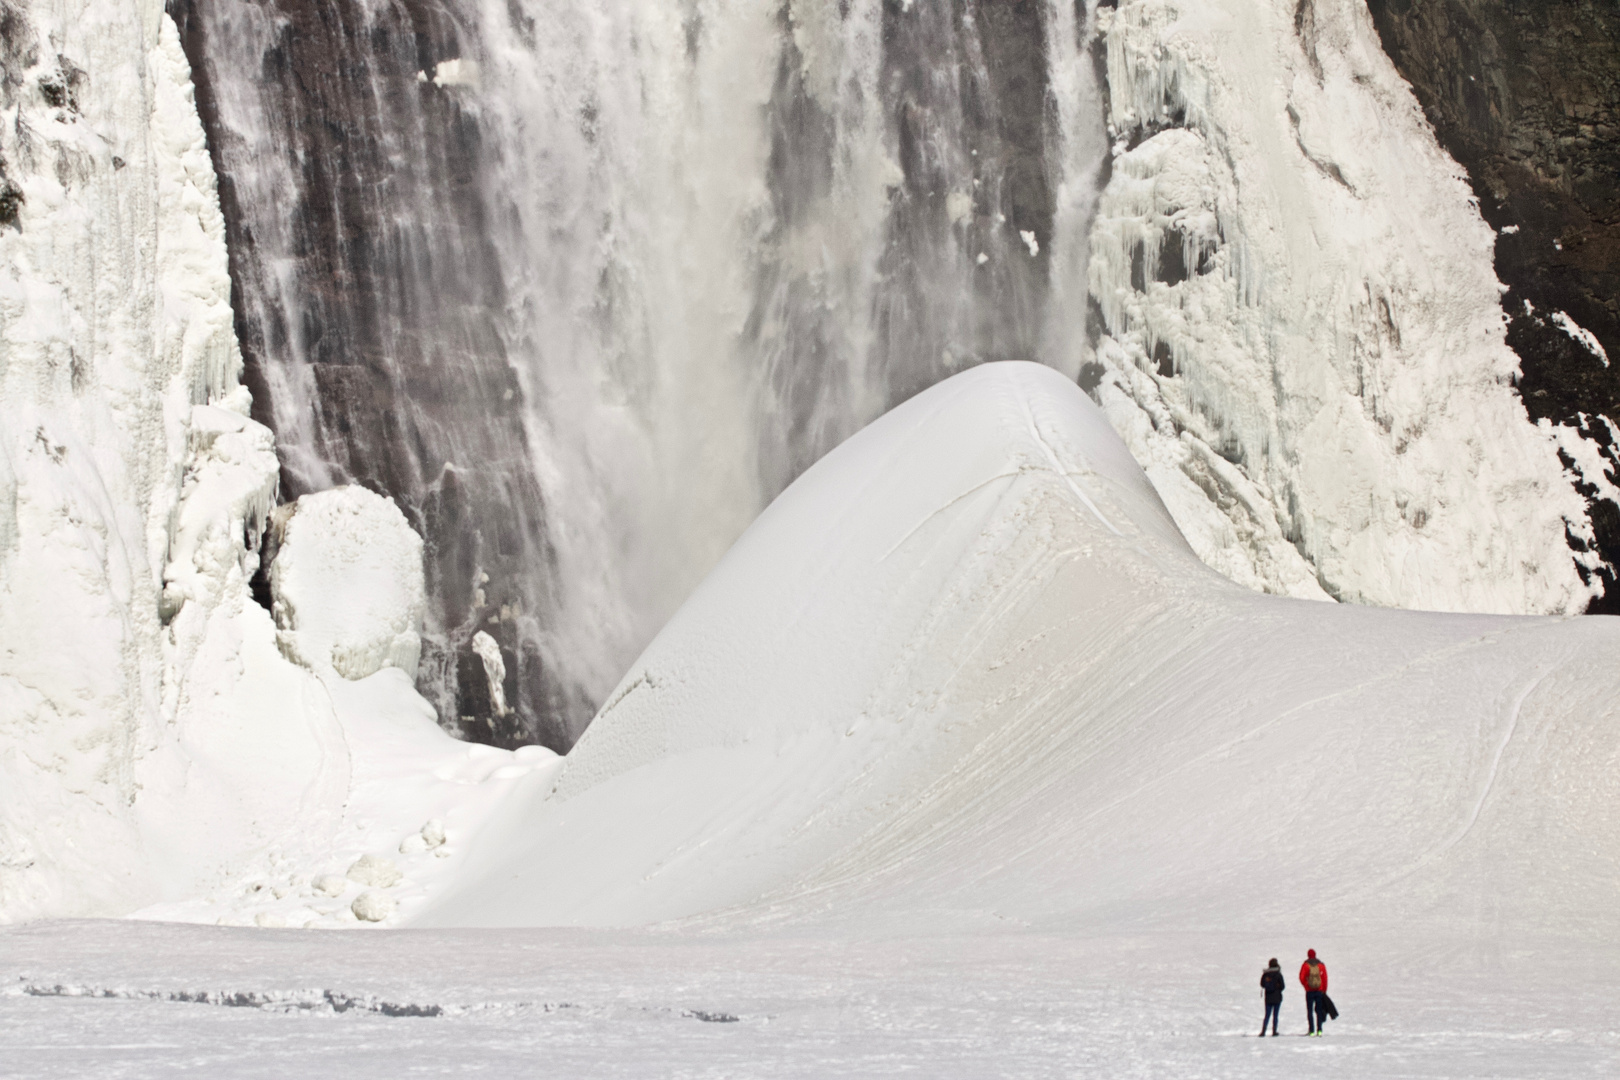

{"left": 1261, "top": 1000, "right": 1280, "bottom": 1035}
{"left": 1305, "top": 990, "right": 1327, "bottom": 1032}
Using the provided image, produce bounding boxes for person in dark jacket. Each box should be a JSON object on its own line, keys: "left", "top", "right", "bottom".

{"left": 1259, "top": 958, "right": 1285, "bottom": 1036}
{"left": 1299, "top": 949, "right": 1329, "bottom": 1035}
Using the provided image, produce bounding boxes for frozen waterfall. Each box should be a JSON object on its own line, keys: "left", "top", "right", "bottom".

{"left": 0, "top": 0, "right": 1613, "bottom": 929}
{"left": 165, "top": 0, "right": 1603, "bottom": 750}
{"left": 172, "top": 0, "right": 1111, "bottom": 749}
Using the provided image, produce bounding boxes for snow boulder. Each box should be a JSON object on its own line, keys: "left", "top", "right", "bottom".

{"left": 351, "top": 891, "right": 396, "bottom": 922}
{"left": 270, "top": 487, "right": 426, "bottom": 680}
{"left": 345, "top": 855, "right": 402, "bottom": 889}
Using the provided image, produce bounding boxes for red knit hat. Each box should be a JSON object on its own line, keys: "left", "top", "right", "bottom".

{"left": 1307, "top": 949, "right": 1317, "bottom": 958}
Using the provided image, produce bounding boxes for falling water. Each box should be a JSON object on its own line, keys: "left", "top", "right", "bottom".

{"left": 171, "top": 0, "right": 1110, "bottom": 750}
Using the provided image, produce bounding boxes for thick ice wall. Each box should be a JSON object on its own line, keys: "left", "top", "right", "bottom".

{"left": 0, "top": 3, "right": 339, "bottom": 921}
{"left": 1084, "top": 0, "right": 1599, "bottom": 613}
{"left": 418, "top": 364, "right": 1620, "bottom": 936}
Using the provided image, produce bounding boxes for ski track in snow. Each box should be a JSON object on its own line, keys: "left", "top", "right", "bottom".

{"left": 1451, "top": 669, "right": 1550, "bottom": 853}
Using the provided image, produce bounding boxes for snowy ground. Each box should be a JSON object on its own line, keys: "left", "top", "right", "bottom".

{"left": 4, "top": 920, "right": 1617, "bottom": 1078}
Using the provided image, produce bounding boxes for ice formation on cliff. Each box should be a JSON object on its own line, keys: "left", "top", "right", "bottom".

{"left": 0, "top": 6, "right": 466, "bottom": 924}
{"left": 1083, "top": 0, "right": 1600, "bottom": 612}
{"left": 0, "top": 3, "right": 273, "bottom": 918}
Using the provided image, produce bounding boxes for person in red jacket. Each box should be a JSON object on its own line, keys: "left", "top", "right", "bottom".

{"left": 1299, "top": 949, "right": 1329, "bottom": 1035}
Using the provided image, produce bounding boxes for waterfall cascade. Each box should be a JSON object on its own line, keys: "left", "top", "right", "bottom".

{"left": 0, "top": 0, "right": 1611, "bottom": 924}
{"left": 167, "top": 0, "right": 1605, "bottom": 749}
{"left": 173, "top": 0, "right": 1110, "bottom": 750}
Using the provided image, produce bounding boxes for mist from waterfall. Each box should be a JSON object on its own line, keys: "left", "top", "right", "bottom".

{"left": 173, "top": 0, "right": 1110, "bottom": 750}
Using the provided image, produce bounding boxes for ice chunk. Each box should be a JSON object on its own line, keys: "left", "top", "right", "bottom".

{"left": 470, "top": 631, "right": 510, "bottom": 717}
{"left": 351, "top": 892, "right": 396, "bottom": 922}
{"left": 1552, "top": 311, "right": 1609, "bottom": 366}
{"left": 421, "top": 819, "right": 446, "bottom": 849}
{"left": 429, "top": 58, "right": 479, "bottom": 88}
{"left": 312, "top": 874, "right": 349, "bottom": 897}
{"left": 400, "top": 818, "right": 447, "bottom": 855}
{"left": 346, "top": 855, "right": 402, "bottom": 889}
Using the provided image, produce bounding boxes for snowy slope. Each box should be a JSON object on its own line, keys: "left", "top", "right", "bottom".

{"left": 422, "top": 362, "right": 1620, "bottom": 937}
{"left": 1084, "top": 0, "right": 1599, "bottom": 612}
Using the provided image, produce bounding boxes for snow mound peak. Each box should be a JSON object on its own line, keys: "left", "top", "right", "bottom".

{"left": 419, "top": 361, "right": 1620, "bottom": 937}
{"left": 271, "top": 486, "right": 426, "bottom": 681}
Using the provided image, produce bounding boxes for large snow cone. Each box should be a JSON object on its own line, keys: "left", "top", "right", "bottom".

{"left": 270, "top": 486, "right": 426, "bottom": 680}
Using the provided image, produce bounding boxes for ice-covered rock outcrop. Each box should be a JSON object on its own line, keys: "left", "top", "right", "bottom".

{"left": 417, "top": 363, "right": 1620, "bottom": 936}
{"left": 0, "top": 2, "right": 255, "bottom": 919}
{"left": 270, "top": 486, "right": 426, "bottom": 682}
{"left": 0, "top": 4, "right": 343, "bottom": 922}
{"left": 1084, "top": 0, "right": 1599, "bottom": 613}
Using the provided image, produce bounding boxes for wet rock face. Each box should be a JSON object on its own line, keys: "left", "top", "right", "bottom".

{"left": 1367, "top": 0, "right": 1620, "bottom": 609}
{"left": 876, "top": 0, "right": 1053, "bottom": 398}
{"left": 746, "top": 0, "right": 1058, "bottom": 492}
{"left": 169, "top": 0, "right": 1067, "bottom": 751}
{"left": 170, "top": 0, "right": 586, "bottom": 749}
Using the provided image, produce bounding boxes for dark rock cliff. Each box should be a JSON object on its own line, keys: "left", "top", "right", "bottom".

{"left": 169, "top": 0, "right": 588, "bottom": 750}
{"left": 1367, "top": 0, "right": 1620, "bottom": 610}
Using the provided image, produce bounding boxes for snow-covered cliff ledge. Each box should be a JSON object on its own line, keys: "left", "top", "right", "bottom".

{"left": 1085, "top": 0, "right": 1600, "bottom": 612}
{"left": 0, "top": 1, "right": 305, "bottom": 920}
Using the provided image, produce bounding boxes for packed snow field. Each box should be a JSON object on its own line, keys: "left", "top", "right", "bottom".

{"left": 5, "top": 922, "right": 1618, "bottom": 1079}
{"left": 6, "top": 363, "right": 1619, "bottom": 1076}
